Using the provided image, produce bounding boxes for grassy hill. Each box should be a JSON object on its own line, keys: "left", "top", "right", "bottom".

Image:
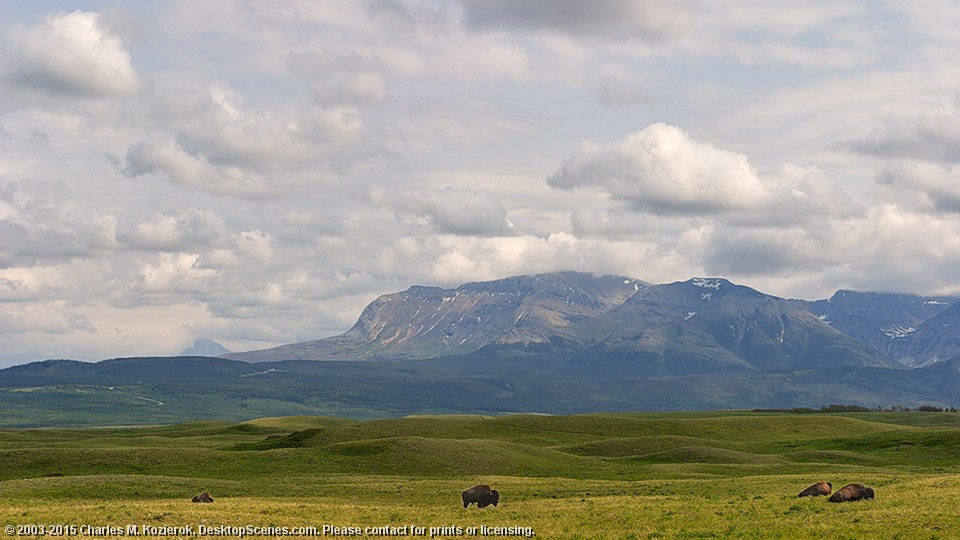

{"left": 2, "top": 411, "right": 960, "bottom": 538}
{"left": 5, "top": 356, "right": 960, "bottom": 428}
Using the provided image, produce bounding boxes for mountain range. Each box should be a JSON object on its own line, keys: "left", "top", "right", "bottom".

{"left": 228, "top": 272, "right": 958, "bottom": 373}
{"left": 4, "top": 271, "right": 960, "bottom": 426}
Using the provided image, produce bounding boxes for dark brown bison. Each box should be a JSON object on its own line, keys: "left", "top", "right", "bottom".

{"left": 798, "top": 481, "right": 832, "bottom": 497}
{"left": 461, "top": 484, "right": 499, "bottom": 508}
{"left": 191, "top": 492, "right": 214, "bottom": 503}
{"left": 828, "top": 483, "right": 874, "bottom": 503}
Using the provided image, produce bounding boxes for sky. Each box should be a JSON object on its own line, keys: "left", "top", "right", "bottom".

{"left": 3, "top": 1, "right": 960, "bottom": 366}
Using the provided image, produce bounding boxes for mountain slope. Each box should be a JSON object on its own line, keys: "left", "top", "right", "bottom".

{"left": 228, "top": 272, "right": 644, "bottom": 362}
{"left": 808, "top": 290, "right": 956, "bottom": 363}
{"left": 568, "top": 278, "right": 890, "bottom": 375}
{"left": 888, "top": 302, "right": 960, "bottom": 367}
{"left": 230, "top": 273, "right": 895, "bottom": 376}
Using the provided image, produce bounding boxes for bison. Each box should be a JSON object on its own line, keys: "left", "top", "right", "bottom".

{"left": 191, "top": 491, "right": 214, "bottom": 503}
{"left": 461, "top": 484, "right": 499, "bottom": 508}
{"left": 828, "top": 483, "right": 874, "bottom": 503}
{"left": 798, "top": 481, "right": 832, "bottom": 498}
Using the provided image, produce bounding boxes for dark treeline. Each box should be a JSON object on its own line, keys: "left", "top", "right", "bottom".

{"left": 753, "top": 404, "right": 959, "bottom": 413}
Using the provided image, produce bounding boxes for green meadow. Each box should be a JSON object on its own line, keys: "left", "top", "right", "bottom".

{"left": 2, "top": 411, "right": 960, "bottom": 539}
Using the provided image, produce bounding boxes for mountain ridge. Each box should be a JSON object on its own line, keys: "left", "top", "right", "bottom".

{"left": 228, "top": 271, "right": 645, "bottom": 362}
{"left": 228, "top": 272, "right": 919, "bottom": 374}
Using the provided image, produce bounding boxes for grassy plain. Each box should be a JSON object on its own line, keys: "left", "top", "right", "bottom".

{"left": 2, "top": 411, "right": 960, "bottom": 539}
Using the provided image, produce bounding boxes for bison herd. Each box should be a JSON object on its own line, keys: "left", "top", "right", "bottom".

{"left": 188, "top": 481, "right": 874, "bottom": 509}
{"left": 798, "top": 481, "right": 875, "bottom": 503}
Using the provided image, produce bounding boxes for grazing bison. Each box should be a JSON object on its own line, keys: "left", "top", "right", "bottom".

{"left": 191, "top": 492, "right": 214, "bottom": 503}
{"left": 798, "top": 481, "right": 832, "bottom": 498}
{"left": 461, "top": 484, "right": 499, "bottom": 508}
{"left": 828, "top": 483, "right": 874, "bottom": 503}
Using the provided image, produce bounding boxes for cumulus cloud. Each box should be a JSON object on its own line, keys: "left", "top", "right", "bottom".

{"left": 0, "top": 260, "right": 122, "bottom": 328}
{"left": 0, "top": 180, "right": 117, "bottom": 266}
{"left": 122, "top": 139, "right": 277, "bottom": 198}
{"left": 125, "top": 208, "right": 228, "bottom": 250}
{"left": 548, "top": 124, "right": 855, "bottom": 224}
{"left": 234, "top": 230, "right": 274, "bottom": 264}
{"left": 134, "top": 252, "right": 220, "bottom": 296}
{"left": 698, "top": 203, "right": 960, "bottom": 294}
{"left": 459, "top": 0, "right": 693, "bottom": 43}
{"left": 838, "top": 99, "right": 960, "bottom": 215}
{"left": 547, "top": 123, "right": 768, "bottom": 214}
{"left": 7, "top": 10, "right": 141, "bottom": 97}
{"left": 372, "top": 186, "right": 513, "bottom": 236}
{"left": 877, "top": 161, "right": 960, "bottom": 213}
{"left": 0, "top": 303, "right": 97, "bottom": 335}
{"left": 704, "top": 226, "right": 835, "bottom": 276}
{"left": 121, "top": 85, "right": 365, "bottom": 196}
{"left": 841, "top": 99, "right": 960, "bottom": 162}
{"left": 164, "top": 86, "right": 363, "bottom": 168}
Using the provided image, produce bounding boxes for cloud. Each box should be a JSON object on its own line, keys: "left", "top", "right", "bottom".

{"left": 704, "top": 225, "right": 835, "bottom": 276}
{"left": 596, "top": 76, "right": 656, "bottom": 107}
{"left": 547, "top": 123, "right": 769, "bottom": 214}
{"left": 125, "top": 208, "right": 228, "bottom": 250}
{"left": 372, "top": 186, "right": 513, "bottom": 236}
{"left": 687, "top": 2, "right": 876, "bottom": 68}
{"left": 838, "top": 98, "right": 960, "bottom": 214}
{"left": 234, "top": 230, "right": 273, "bottom": 264}
{"left": 162, "top": 86, "right": 363, "bottom": 168}
{"left": 122, "top": 139, "right": 277, "bottom": 198}
{"left": 375, "top": 231, "right": 694, "bottom": 288}
{"left": 699, "top": 203, "right": 960, "bottom": 294}
{"left": 310, "top": 72, "right": 389, "bottom": 106}
{"left": 121, "top": 84, "right": 365, "bottom": 196}
{"left": 0, "top": 303, "right": 97, "bottom": 335}
{"left": 841, "top": 98, "right": 960, "bottom": 163}
{"left": 285, "top": 49, "right": 383, "bottom": 78}
{"left": 459, "top": 0, "right": 693, "bottom": 43}
{"left": 0, "top": 259, "right": 121, "bottom": 319}
{"left": 877, "top": 161, "right": 960, "bottom": 213}
{"left": 0, "top": 180, "right": 117, "bottom": 266}
{"left": 7, "top": 10, "right": 141, "bottom": 97}
{"left": 133, "top": 252, "right": 220, "bottom": 296}
{"left": 548, "top": 124, "right": 856, "bottom": 224}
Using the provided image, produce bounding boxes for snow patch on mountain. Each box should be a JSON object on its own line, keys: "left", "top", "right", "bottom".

{"left": 692, "top": 278, "right": 723, "bottom": 290}
{"left": 883, "top": 325, "right": 917, "bottom": 339}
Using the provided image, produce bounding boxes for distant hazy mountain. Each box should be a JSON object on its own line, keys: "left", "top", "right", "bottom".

{"left": 180, "top": 338, "right": 230, "bottom": 356}
{"left": 808, "top": 290, "right": 955, "bottom": 359}
{"left": 887, "top": 302, "right": 960, "bottom": 367}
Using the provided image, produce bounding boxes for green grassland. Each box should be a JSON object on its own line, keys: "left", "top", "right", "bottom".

{"left": 2, "top": 412, "right": 960, "bottom": 539}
